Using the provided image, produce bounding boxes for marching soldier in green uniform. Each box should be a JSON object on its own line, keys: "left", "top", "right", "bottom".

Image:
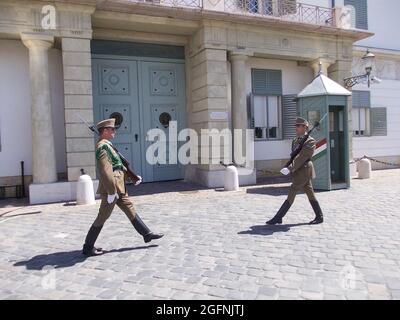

{"left": 266, "top": 117, "right": 324, "bottom": 225}
{"left": 82, "top": 118, "right": 163, "bottom": 256}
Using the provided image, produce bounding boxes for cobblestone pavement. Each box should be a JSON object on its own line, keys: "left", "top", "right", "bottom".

{"left": 1, "top": 169, "right": 400, "bottom": 300}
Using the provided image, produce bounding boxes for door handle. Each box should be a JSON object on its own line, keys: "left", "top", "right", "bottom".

{"left": 331, "top": 139, "right": 335, "bottom": 148}
{"left": 135, "top": 134, "right": 138, "bottom": 142}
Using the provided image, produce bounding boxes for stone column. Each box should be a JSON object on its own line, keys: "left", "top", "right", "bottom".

{"left": 21, "top": 33, "right": 57, "bottom": 184}
{"left": 230, "top": 53, "right": 256, "bottom": 184}
{"left": 230, "top": 53, "right": 248, "bottom": 136}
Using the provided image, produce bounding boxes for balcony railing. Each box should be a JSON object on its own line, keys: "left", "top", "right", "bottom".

{"left": 125, "top": 0, "right": 202, "bottom": 9}
{"left": 122, "top": 0, "right": 335, "bottom": 27}
{"left": 224, "top": 0, "right": 333, "bottom": 26}
{"left": 223, "top": 0, "right": 334, "bottom": 26}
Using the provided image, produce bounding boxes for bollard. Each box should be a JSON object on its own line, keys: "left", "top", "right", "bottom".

{"left": 358, "top": 158, "right": 372, "bottom": 179}
{"left": 349, "top": 161, "right": 358, "bottom": 178}
{"left": 76, "top": 169, "right": 96, "bottom": 205}
{"left": 224, "top": 166, "right": 239, "bottom": 191}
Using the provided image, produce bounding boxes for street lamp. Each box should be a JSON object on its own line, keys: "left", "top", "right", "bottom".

{"left": 344, "top": 49, "right": 376, "bottom": 88}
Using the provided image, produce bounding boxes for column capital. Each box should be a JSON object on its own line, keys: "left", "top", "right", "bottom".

{"left": 229, "top": 52, "right": 250, "bottom": 62}
{"left": 21, "top": 33, "right": 54, "bottom": 50}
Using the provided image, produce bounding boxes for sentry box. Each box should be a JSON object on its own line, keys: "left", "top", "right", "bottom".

{"left": 297, "top": 74, "right": 352, "bottom": 191}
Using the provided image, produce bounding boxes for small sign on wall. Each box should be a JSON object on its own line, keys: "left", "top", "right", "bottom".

{"left": 210, "top": 111, "right": 228, "bottom": 120}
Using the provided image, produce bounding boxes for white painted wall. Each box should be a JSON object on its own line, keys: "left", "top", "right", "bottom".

{"left": 246, "top": 58, "right": 314, "bottom": 161}
{"left": 356, "top": 0, "right": 400, "bottom": 51}
{"left": 353, "top": 79, "right": 400, "bottom": 158}
{"left": 0, "top": 40, "right": 66, "bottom": 178}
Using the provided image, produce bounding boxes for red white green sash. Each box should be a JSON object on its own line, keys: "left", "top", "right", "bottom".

{"left": 312, "top": 138, "right": 328, "bottom": 161}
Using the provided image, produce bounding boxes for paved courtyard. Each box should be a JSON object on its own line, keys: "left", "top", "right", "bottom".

{"left": 0, "top": 169, "right": 400, "bottom": 300}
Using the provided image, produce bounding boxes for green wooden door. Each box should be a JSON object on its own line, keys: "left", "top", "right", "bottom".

{"left": 329, "top": 106, "right": 345, "bottom": 183}
{"left": 92, "top": 56, "right": 186, "bottom": 182}
{"left": 140, "top": 61, "right": 186, "bottom": 182}
{"left": 92, "top": 58, "right": 143, "bottom": 176}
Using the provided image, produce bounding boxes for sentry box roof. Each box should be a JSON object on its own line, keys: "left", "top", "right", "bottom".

{"left": 297, "top": 74, "right": 351, "bottom": 98}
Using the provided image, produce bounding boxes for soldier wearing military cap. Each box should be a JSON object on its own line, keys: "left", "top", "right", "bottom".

{"left": 266, "top": 117, "right": 324, "bottom": 225}
{"left": 82, "top": 118, "right": 164, "bottom": 256}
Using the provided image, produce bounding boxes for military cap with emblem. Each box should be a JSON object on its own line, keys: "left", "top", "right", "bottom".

{"left": 295, "top": 117, "right": 309, "bottom": 127}
{"left": 96, "top": 118, "right": 116, "bottom": 130}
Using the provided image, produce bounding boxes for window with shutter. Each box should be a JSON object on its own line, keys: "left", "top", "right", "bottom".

{"left": 251, "top": 69, "right": 282, "bottom": 95}
{"left": 352, "top": 90, "right": 371, "bottom": 108}
{"left": 282, "top": 94, "right": 298, "bottom": 140}
{"left": 344, "top": 0, "right": 368, "bottom": 30}
{"left": 370, "top": 108, "right": 388, "bottom": 136}
{"left": 352, "top": 90, "right": 371, "bottom": 137}
{"left": 250, "top": 69, "right": 283, "bottom": 140}
{"left": 249, "top": 93, "right": 283, "bottom": 140}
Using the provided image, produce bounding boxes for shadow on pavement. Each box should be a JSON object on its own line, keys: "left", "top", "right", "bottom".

{"left": 13, "top": 245, "right": 158, "bottom": 270}
{"left": 247, "top": 186, "right": 327, "bottom": 196}
{"left": 238, "top": 223, "right": 310, "bottom": 236}
{"left": 127, "top": 180, "right": 208, "bottom": 196}
{"left": 246, "top": 186, "right": 290, "bottom": 196}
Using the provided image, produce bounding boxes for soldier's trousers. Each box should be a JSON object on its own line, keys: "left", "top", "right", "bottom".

{"left": 287, "top": 179, "right": 317, "bottom": 205}
{"left": 92, "top": 193, "right": 136, "bottom": 227}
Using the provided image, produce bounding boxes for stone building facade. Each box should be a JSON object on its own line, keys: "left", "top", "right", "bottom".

{"left": 0, "top": 0, "right": 372, "bottom": 203}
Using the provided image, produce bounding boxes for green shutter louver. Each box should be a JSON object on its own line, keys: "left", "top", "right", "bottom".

{"left": 344, "top": 0, "right": 368, "bottom": 30}
{"left": 251, "top": 69, "right": 282, "bottom": 95}
{"left": 282, "top": 94, "right": 298, "bottom": 140}
{"left": 266, "top": 70, "right": 283, "bottom": 95}
{"left": 248, "top": 94, "right": 255, "bottom": 129}
{"left": 252, "top": 69, "right": 267, "bottom": 95}
{"left": 371, "top": 107, "right": 387, "bottom": 136}
{"left": 352, "top": 90, "right": 371, "bottom": 108}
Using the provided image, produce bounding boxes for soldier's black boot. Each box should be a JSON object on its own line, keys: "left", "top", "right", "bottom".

{"left": 266, "top": 200, "right": 291, "bottom": 225}
{"left": 82, "top": 225, "right": 104, "bottom": 256}
{"left": 309, "top": 200, "right": 324, "bottom": 225}
{"left": 132, "top": 214, "right": 164, "bottom": 243}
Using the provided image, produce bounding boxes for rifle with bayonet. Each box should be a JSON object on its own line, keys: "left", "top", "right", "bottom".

{"left": 76, "top": 114, "right": 141, "bottom": 184}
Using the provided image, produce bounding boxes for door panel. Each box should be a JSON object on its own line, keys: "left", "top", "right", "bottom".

{"left": 140, "top": 61, "right": 186, "bottom": 182}
{"left": 93, "top": 57, "right": 186, "bottom": 183}
{"left": 92, "top": 59, "right": 142, "bottom": 176}
{"left": 151, "top": 104, "right": 180, "bottom": 181}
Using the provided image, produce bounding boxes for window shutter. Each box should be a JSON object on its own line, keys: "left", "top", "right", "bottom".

{"left": 252, "top": 69, "right": 267, "bottom": 95}
{"left": 266, "top": 70, "right": 283, "bottom": 95}
{"left": 370, "top": 107, "right": 387, "bottom": 136}
{"left": 344, "top": 0, "right": 368, "bottom": 30}
{"left": 248, "top": 94, "right": 255, "bottom": 129}
{"left": 352, "top": 90, "right": 371, "bottom": 108}
{"left": 251, "top": 69, "right": 282, "bottom": 95}
{"left": 282, "top": 94, "right": 298, "bottom": 140}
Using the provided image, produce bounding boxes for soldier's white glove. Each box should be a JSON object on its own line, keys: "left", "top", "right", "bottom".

{"left": 134, "top": 175, "right": 142, "bottom": 186}
{"left": 107, "top": 193, "right": 119, "bottom": 204}
{"left": 280, "top": 167, "right": 290, "bottom": 176}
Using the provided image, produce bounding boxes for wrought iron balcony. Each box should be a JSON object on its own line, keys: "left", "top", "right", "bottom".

{"left": 223, "top": 0, "right": 334, "bottom": 26}
{"left": 121, "top": 0, "right": 335, "bottom": 27}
